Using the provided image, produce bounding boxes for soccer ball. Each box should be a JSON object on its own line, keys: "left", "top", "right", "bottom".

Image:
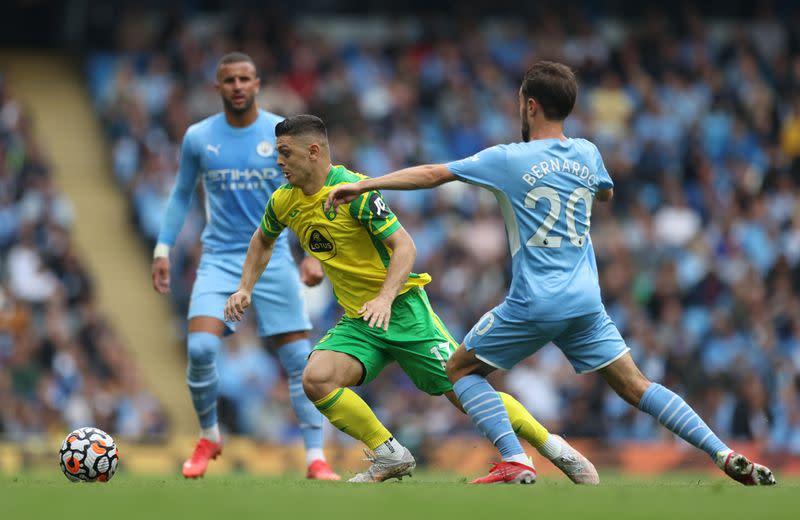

{"left": 59, "top": 427, "right": 119, "bottom": 482}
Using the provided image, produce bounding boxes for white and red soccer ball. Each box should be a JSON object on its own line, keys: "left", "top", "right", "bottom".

{"left": 59, "top": 427, "right": 119, "bottom": 482}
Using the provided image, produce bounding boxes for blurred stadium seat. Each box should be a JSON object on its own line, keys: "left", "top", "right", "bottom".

{"left": 0, "top": 69, "right": 167, "bottom": 441}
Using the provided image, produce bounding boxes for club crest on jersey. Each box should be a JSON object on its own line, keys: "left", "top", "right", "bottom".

{"left": 307, "top": 227, "right": 336, "bottom": 260}
{"left": 256, "top": 141, "right": 274, "bottom": 157}
{"left": 322, "top": 201, "right": 337, "bottom": 221}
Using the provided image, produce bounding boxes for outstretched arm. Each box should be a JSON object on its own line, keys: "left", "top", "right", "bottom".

{"left": 152, "top": 136, "right": 199, "bottom": 294}
{"left": 224, "top": 228, "right": 276, "bottom": 321}
{"left": 326, "top": 164, "right": 455, "bottom": 212}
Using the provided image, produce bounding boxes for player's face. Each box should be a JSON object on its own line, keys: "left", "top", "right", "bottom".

{"left": 519, "top": 88, "right": 531, "bottom": 142}
{"left": 276, "top": 136, "right": 313, "bottom": 186}
{"left": 216, "top": 62, "right": 260, "bottom": 115}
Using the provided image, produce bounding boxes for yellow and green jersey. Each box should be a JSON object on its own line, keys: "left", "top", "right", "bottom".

{"left": 260, "top": 165, "right": 431, "bottom": 317}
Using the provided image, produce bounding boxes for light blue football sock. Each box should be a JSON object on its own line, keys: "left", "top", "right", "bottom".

{"left": 453, "top": 374, "right": 526, "bottom": 460}
{"left": 277, "top": 339, "right": 324, "bottom": 451}
{"left": 186, "top": 332, "right": 221, "bottom": 429}
{"left": 638, "top": 382, "right": 729, "bottom": 459}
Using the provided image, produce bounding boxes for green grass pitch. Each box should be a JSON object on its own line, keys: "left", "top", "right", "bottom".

{"left": 2, "top": 472, "right": 796, "bottom": 519}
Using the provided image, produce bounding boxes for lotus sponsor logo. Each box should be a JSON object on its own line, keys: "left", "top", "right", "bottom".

{"left": 307, "top": 227, "right": 336, "bottom": 260}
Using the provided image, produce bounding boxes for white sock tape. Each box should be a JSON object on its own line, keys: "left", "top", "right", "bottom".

{"left": 153, "top": 243, "right": 170, "bottom": 259}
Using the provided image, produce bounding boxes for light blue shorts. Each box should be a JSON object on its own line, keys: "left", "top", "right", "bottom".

{"left": 463, "top": 305, "right": 629, "bottom": 373}
{"left": 188, "top": 252, "right": 311, "bottom": 337}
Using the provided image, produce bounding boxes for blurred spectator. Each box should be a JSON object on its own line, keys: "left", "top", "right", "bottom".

{"left": 85, "top": 6, "right": 799, "bottom": 450}
{"left": 0, "top": 71, "right": 167, "bottom": 441}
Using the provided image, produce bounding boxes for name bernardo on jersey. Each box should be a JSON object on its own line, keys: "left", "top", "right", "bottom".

{"left": 206, "top": 167, "right": 282, "bottom": 191}
{"left": 523, "top": 158, "right": 598, "bottom": 187}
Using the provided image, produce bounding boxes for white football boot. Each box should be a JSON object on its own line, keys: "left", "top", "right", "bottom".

{"left": 549, "top": 435, "right": 600, "bottom": 485}
{"left": 348, "top": 447, "right": 416, "bottom": 483}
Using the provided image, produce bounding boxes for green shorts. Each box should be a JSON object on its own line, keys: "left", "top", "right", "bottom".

{"left": 314, "top": 287, "right": 458, "bottom": 395}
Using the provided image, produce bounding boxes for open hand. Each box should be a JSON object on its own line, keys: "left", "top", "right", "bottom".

{"left": 325, "top": 183, "right": 363, "bottom": 213}
{"left": 359, "top": 294, "right": 393, "bottom": 331}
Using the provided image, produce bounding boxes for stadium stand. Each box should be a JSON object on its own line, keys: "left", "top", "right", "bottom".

{"left": 83, "top": 6, "right": 800, "bottom": 456}
{"left": 0, "top": 68, "right": 168, "bottom": 441}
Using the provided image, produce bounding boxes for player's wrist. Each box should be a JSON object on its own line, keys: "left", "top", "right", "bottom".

{"left": 356, "top": 179, "right": 372, "bottom": 194}
{"left": 377, "top": 288, "right": 397, "bottom": 302}
{"left": 153, "top": 243, "right": 170, "bottom": 259}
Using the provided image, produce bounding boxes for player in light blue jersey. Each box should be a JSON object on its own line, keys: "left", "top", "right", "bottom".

{"left": 151, "top": 52, "right": 338, "bottom": 480}
{"left": 326, "top": 61, "right": 775, "bottom": 486}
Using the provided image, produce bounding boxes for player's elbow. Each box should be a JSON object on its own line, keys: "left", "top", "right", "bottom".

{"left": 255, "top": 228, "right": 274, "bottom": 249}
{"left": 405, "top": 232, "right": 417, "bottom": 258}
{"left": 596, "top": 188, "right": 614, "bottom": 202}
{"left": 391, "top": 229, "right": 416, "bottom": 261}
{"left": 428, "top": 165, "right": 455, "bottom": 186}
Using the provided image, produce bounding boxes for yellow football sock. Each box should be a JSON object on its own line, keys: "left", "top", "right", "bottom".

{"left": 314, "top": 388, "right": 392, "bottom": 450}
{"left": 499, "top": 392, "right": 549, "bottom": 449}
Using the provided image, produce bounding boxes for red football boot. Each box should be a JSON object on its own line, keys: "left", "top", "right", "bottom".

{"left": 306, "top": 459, "right": 341, "bottom": 481}
{"left": 716, "top": 451, "right": 776, "bottom": 486}
{"left": 470, "top": 461, "right": 537, "bottom": 484}
{"left": 182, "top": 438, "right": 222, "bottom": 478}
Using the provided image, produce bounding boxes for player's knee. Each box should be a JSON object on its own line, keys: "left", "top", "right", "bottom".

{"left": 187, "top": 332, "right": 220, "bottom": 368}
{"left": 445, "top": 353, "right": 473, "bottom": 384}
{"left": 302, "top": 362, "right": 335, "bottom": 402}
{"left": 276, "top": 340, "right": 310, "bottom": 379}
{"left": 444, "top": 357, "right": 461, "bottom": 383}
{"left": 445, "top": 346, "right": 490, "bottom": 383}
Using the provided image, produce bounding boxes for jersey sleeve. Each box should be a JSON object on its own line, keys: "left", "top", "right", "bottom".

{"left": 348, "top": 191, "right": 401, "bottom": 240}
{"left": 260, "top": 195, "right": 286, "bottom": 238}
{"left": 445, "top": 145, "right": 506, "bottom": 189}
{"left": 594, "top": 146, "right": 614, "bottom": 191}
{"left": 156, "top": 132, "right": 200, "bottom": 246}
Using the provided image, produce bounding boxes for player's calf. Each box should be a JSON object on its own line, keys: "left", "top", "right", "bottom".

{"left": 276, "top": 337, "right": 328, "bottom": 466}
{"left": 602, "top": 354, "right": 767, "bottom": 485}
{"left": 186, "top": 332, "right": 222, "bottom": 441}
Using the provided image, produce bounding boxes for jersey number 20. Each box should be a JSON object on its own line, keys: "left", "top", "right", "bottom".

{"left": 525, "top": 186, "right": 592, "bottom": 248}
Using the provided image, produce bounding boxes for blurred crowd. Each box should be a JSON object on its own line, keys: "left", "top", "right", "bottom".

{"left": 0, "top": 73, "right": 167, "bottom": 441}
{"left": 87, "top": 5, "right": 800, "bottom": 452}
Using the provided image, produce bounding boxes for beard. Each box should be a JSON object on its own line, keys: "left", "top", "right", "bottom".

{"left": 223, "top": 94, "right": 254, "bottom": 115}
{"left": 521, "top": 117, "right": 530, "bottom": 142}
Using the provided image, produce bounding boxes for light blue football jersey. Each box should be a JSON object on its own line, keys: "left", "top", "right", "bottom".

{"left": 157, "top": 109, "right": 291, "bottom": 261}
{"left": 447, "top": 138, "right": 613, "bottom": 321}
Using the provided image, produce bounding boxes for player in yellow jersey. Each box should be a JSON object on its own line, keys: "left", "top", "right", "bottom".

{"left": 224, "top": 114, "right": 598, "bottom": 484}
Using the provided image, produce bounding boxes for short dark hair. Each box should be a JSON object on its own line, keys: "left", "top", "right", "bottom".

{"left": 217, "top": 52, "right": 257, "bottom": 72}
{"left": 275, "top": 114, "right": 328, "bottom": 140}
{"left": 521, "top": 61, "right": 577, "bottom": 121}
